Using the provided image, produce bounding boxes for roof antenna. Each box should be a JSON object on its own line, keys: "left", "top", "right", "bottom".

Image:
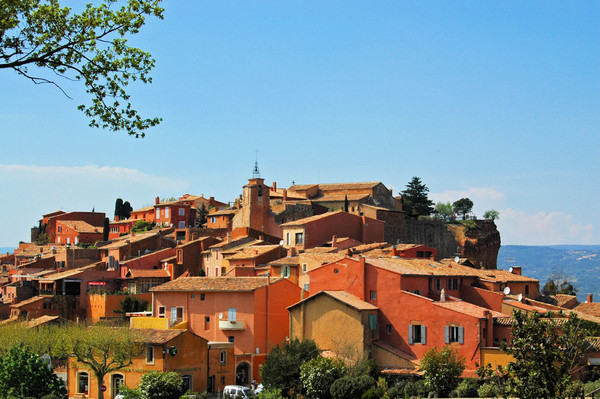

{"left": 253, "top": 149, "right": 260, "bottom": 178}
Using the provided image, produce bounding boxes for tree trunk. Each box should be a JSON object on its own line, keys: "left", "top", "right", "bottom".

{"left": 97, "top": 374, "right": 105, "bottom": 399}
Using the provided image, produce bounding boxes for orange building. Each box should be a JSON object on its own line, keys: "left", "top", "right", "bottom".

{"left": 67, "top": 328, "right": 233, "bottom": 398}
{"left": 41, "top": 211, "right": 105, "bottom": 244}
{"left": 150, "top": 277, "right": 302, "bottom": 384}
{"left": 281, "top": 211, "right": 385, "bottom": 251}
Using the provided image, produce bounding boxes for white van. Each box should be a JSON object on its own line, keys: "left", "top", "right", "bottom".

{"left": 223, "top": 385, "right": 253, "bottom": 398}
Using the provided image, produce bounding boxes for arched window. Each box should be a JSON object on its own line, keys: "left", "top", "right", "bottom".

{"left": 181, "top": 375, "right": 192, "bottom": 392}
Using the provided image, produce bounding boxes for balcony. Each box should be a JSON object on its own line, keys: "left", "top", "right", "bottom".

{"left": 219, "top": 320, "right": 245, "bottom": 330}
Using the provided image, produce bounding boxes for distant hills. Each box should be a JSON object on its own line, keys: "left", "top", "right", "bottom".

{"left": 498, "top": 245, "right": 600, "bottom": 303}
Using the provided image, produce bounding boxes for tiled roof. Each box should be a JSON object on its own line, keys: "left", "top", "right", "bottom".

{"left": 553, "top": 294, "right": 579, "bottom": 308}
{"left": 151, "top": 277, "right": 276, "bottom": 292}
{"left": 585, "top": 337, "right": 600, "bottom": 352}
{"left": 226, "top": 245, "right": 281, "bottom": 260}
{"left": 39, "top": 264, "right": 98, "bottom": 282}
{"left": 24, "top": 315, "right": 59, "bottom": 328}
{"left": 131, "top": 206, "right": 154, "bottom": 213}
{"left": 127, "top": 269, "right": 170, "bottom": 279}
{"left": 59, "top": 220, "right": 102, "bottom": 233}
{"left": 300, "top": 252, "right": 346, "bottom": 264}
{"left": 434, "top": 300, "right": 507, "bottom": 318}
{"left": 207, "top": 209, "right": 237, "bottom": 217}
{"left": 349, "top": 242, "right": 391, "bottom": 253}
{"left": 134, "top": 328, "right": 187, "bottom": 344}
{"left": 10, "top": 296, "right": 44, "bottom": 308}
{"left": 266, "top": 256, "right": 300, "bottom": 266}
{"left": 312, "top": 194, "right": 371, "bottom": 202}
{"left": 209, "top": 236, "right": 259, "bottom": 249}
{"left": 318, "top": 182, "right": 382, "bottom": 191}
{"left": 98, "top": 232, "right": 159, "bottom": 249}
{"left": 503, "top": 299, "right": 548, "bottom": 313}
{"left": 288, "top": 290, "right": 378, "bottom": 311}
{"left": 575, "top": 302, "right": 600, "bottom": 318}
{"left": 154, "top": 200, "right": 187, "bottom": 207}
{"left": 366, "top": 258, "right": 481, "bottom": 277}
{"left": 473, "top": 269, "right": 539, "bottom": 283}
{"left": 303, "top": 247, "right": 339, "bottom": 254}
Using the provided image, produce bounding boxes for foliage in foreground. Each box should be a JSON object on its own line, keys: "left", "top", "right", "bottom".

{"left": 421, "top": 346, "right": 466, "bottom": 397}
{"left": 0, "top": 344, "right": 67, "bottom": 399}
{"left": 299, "top": 356, "right": 345, "bottom": 399}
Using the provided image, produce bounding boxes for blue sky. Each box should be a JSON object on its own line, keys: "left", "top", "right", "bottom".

{"left": 1, "top": 1, "right": 598, "bottom": 247}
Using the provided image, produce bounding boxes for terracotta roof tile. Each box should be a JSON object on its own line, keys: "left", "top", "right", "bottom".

{"left": 266, "top": 256, "right": 301, "bottom": 266}
{"left": 226, "top": 245, "right": 281, "bottom": 260}
{"left": 39, "top": 264, "right": 99, "bottom": 282}
{"left": 134, "top": 328, "right": 188, "bottom": 344}
{"left": 300, "top": 253, "right": 346, "bottom": 263}
{"left": 434, "top": 301, "right": 507, "bottom": 318}
{"left": 151, "top": 277, "right": 277, "bottom": 292}
{"left": 59, "top": 220, "right": 102, "bottom": 233}
{"left": 127, "top": 269, "right": 170, "bottom": 279}
{"left": 553, "top": 294, "right": 579, "bottom": 308}
{"left": 10, "top": 296, "right": 44, "bottom": 308}
{"left": 323, "top": 291, "right": 378, "bottom": 310}
{"left": 312, "top": 194, "right": 371, "bottom": 202}
{"left": 575, "top": 302, "right": 600, "bottom": 318}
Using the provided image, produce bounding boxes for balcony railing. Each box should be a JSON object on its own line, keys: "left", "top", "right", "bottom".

{"left": 219, "top": 320, "right": 245, "bottom": 330}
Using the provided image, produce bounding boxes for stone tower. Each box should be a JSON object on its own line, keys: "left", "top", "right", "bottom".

{"left": 241, "top": 177, "right": 270, "bottom": 233}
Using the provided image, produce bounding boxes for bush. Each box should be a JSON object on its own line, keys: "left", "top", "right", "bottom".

{"left": 257, "top": 388, "right": 284, "bottom": 399}
{"left": 455, "top": 379, "right": 479, "bottom": 398}
{"left": 585, "top": 379, "right": 600, "bottom": 396}
{"left": 421, "top": 347, "right": 466, "bottom": 397}
{"left": 330, "top": 375, "right": 375, "bottom": 399}
{"left": 300, "top": 356, "right": 345, "bottom": 399}
{"left": 478, "top": 382, "right": 500, "bottom": 398}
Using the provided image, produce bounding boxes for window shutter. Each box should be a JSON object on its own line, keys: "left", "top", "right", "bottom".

{"left": 229, "top": 308, "right": 236, "bottom": 322}
{"left": 421, "top": 325, "right": 427, "bottom": 344}
{"left": 446, "top": 279, "right": 450, "bottom": 289}
{"left": 408, "top": 325, "right": 413, "bottom": 344}
{"left": 458, "top": 326, "right": 464, "bottom": 344}
{"left": 445, "top": 326, "right": 450, "bottom": 344}
{"left": 171, "top": 307, "right": 177, "bottom": 323}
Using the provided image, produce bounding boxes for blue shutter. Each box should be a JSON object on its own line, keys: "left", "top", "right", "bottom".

{"left": 229, "top": 308, "right": 236, "bottom": 322}
{"left": 170, "top": 307, "right": 177, "bottom": 323}
{"left": 421, "top": 325, "right": 427, "bottom": 345}
{"left": 458, "top": 326, "right": 464, "bottom": 344}
{"left": 445, "top": 326, "right": 450, "bottom": 344}
{"left": 408, "top": 325, "right": 413, "bottom": 344}
{"left": 369, "top": 315, "right": 377, "bottom": 331}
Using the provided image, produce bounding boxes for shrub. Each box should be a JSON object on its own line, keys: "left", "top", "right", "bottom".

{"left": 300, "top": 356, "right": 346, "bottom": 399}
{"left": 330, "top": 375, "right": 375, "bottom": 399}
{"left": 257, "top": 388, "right": 284, "bottom": 399}
{"left": 421, "top": 347, "right": 466, "bottom": 397}
{"left": 456, "top": 379, "right": 479, "bottom": 398}
{"left": 585, "top": 379, "right": 600, "bottom": 396}
{"left": 478, "top": 382, "right": 500, "bottom": 398}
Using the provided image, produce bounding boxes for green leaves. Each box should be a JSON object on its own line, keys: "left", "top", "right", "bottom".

{"left": 0, "top": 0, "right": 163, "bottom": 137}
{"left": 400, "top": 177, "right": 435, "bottom": 218}
{"left": 420, "top": 346, "right": 466, "bottom": 397}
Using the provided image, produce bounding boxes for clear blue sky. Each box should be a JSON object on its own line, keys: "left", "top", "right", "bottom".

{"left": 1, "top": 1, "right": 598, "bottom": 247}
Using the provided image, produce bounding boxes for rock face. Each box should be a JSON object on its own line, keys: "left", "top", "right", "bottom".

{"left": 396, "top": 219, "right": 501, "bottom": 269}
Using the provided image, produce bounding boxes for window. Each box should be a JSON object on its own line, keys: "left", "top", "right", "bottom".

{"left": 220, "top": 350, "right": 227, "bottom": 365}
{"left": 201, "top": 293, "right": 205, "bottom": 301}
{"left": 58, "top": 225, "right": 62, "bottom": 233}
{"left": 158, "top": 306, "right": 165, "bottom": 318}
{"left": 295, "top": 232, "right": 304, "bottom": 245}
{"left": 386, "top": 324, "right": 392, "bottom": 334}
{"left": 368, "top": 314, "right": 377, "bottom": 330}
{"left": 165, "top": 207, "right": 170, "bottom": 218}
{"left": 181, "top": 375, "right": 192, "bottom": 392}
{"left": 281, "top": 265, "right": 290, "bottom": 278}
{"left": 77, "top": 372, "right": 89, "bottom": 394}
{"left": 221, "top": 266, "right": 226, "bottom": 275}
{"left": 411, "top": 290, "right": 421, "bottom": 295}
{"left": 215, "top": 267, "right": 219, "bottom": 276}
{"left": 303, "top": 283, "right": 309, "bottom": 291}
{"left": 179, "top": 208, "right": 185, "bottom": 216}
{"left": 228, "top": 336, "right": 235, "bottom": 343}
{"left": 525, "top": 285, "right": 530, "bottom": 295}
{"left": 446, "top": 279, "right": 459, "bottom": 290}
{"left": 228, "top": 308, "right": 236, "bottom": 322}
{"left": 210, "top": 217, "right": 216, "bottom": 224}
{"left": 433, "top": 278, "right": 442, "bottom": 290}
{"left": 408, "top": 324, "right": 427, "bottom": 344}
{"left": 416, "top": 251, "right": 423, "bottom": 257}
{"left": 302, "top": 263, "right": 307, "bottom": 273}
{"left": 286, "top": 233, "right": 290, "bottom": 246}
{"left": 445, "top": 325, "right": 464, "bottom": 344}
{"left": 206, "top": 316, "right": 210, "bottom": 323}
{"left": 370, "top": 290, "right": 377, "bottom": 300}
{"left": 146, "top": 346, "right": 154, "bottom": 364}
{"left": 156, "top": 209, "right": 160, "bottom": 219}
{"left": 425, "top": 251, "right": 432, "bottom": 258}
{"left": 177, "top": 250, "right": 183, "bottom": 263}
{"left": 179, "top": 221, "right": 185, "bottom": 229}
{"left": 171, "top": 307, "right": 183, "bottom": 324}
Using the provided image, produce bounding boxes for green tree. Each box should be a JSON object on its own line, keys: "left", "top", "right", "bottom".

{"left": 115, "top": 198, "right": 124, "bottom": 219}
{"left": 400, "top": 177, "right": 434, "bottom": 218}
{"left": 132, "top": 220, "right": 154, "bottom": 233}
{"left": 453, "top": 198, "right": 474, "bottom": 220}
{"left": 299, "top": 356, "right": 345, "bottom": 399}
{"left": 198, "top": 204, "right": 208, "bottom": 227}
{"left": 103, "top": 217, "right": 110, "bottom": 241}
{"left": 420, "top": 346, "right": 466, "bottom": 397}
{"left": 71, "top": 326, "right": 143, "bottom": 399}
{"left": 541, "top": 275, "right": 577, "bottom": 296}
{"left": 329, "top": 375, "right": 375, "bottom": 399}
{"left": 483, "top": 209, "right": 499, "bottom": 221}
{"left": 0, "top": 0, "right": 163, "bottom": 137}
{"left": 433, "top": 201, "right": 454, "bottom": 222}
{"left": 122, "top": 201, "right": 133, "bottom": 219}
{"left": 114, "top": 296, "right": 148, "bottom": 319}
{"left": 501, "top": 310, "right": 588, "bottom": 399}
{"left": 0, "top": 344, "right": 67, "bottom": 399}
{"left": 260, "top": 338, "right": 320, "bottom": 396}
{"left": 344, "top": 195, "right": 349, "bottom": 212}
{"left": 136, "top": 371, "right": 185, "bottom": 399}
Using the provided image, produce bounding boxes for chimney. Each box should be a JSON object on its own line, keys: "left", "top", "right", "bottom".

{"left": 287, "top": 247, "right": 295, "bottom": 257}
{"left": 210, "top": 196, "right": 214, "bottom": 202}
{"left": 155, "top": 196, "right": 160, "bottom": 205}
{"left": 272, "top": 182, "right": 277, "bottom": 191}
{"left": 226, "top": 232, "right": 231, "bottom": 243}
{"left": 392, "top": 247, "right": 400, "bottom": 257}
{"left": 588, "top": 293, "right": 594, "bottom": 303}
{"left": 283, "top": 189, "right": 288, "bottom": 201}
{"left": 511, "top": 266, "right": 522, "bottom": 276}
{"left": 331, "top": 235, "right": 337, "bottom": 248}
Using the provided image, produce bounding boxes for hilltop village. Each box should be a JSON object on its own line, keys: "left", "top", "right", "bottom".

{"left": 1, "top": 173, "right": 599, "bottom": 398}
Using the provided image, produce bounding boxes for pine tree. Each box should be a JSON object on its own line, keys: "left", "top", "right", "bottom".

{"left": 400, "top": 177, "right": 434, "bottom": 218}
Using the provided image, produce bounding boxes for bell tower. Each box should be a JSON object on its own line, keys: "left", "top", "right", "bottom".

{"left": 241, "top": 160, "right": 270, "bottom": 233}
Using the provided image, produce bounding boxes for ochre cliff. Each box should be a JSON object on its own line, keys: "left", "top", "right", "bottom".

{"left": 395, "top": 219, "right": 501, "bottom": 269}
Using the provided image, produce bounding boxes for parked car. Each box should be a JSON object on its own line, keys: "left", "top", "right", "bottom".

{"left": 223, "top": 385, "right": 254, "bottom": 398}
